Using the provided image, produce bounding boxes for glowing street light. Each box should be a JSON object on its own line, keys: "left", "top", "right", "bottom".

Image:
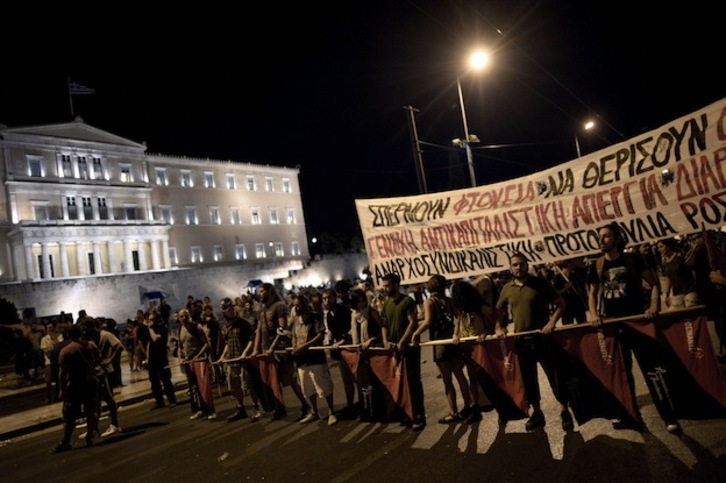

{"left": 574, "top": 120, "right": 595, "bottom": 158}
{"left": 455, "top": 49, "right": 490, "bottom": 187}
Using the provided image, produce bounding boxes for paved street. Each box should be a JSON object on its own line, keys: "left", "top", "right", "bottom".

{"left": 1, "top": 346, "right": 725, "bottom": 482}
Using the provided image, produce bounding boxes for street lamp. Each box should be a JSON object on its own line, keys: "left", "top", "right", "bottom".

{"left": 454, "top": 50, "right": 489, "bottom": 188}
{"left": 574, "top": 120, "right": 595, "bottom": 158}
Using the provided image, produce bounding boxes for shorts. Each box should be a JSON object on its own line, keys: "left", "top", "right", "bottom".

{"left": 297, "top": 363, "right": 333, "bottom": 399}
{"left": 226, "top": 364, "right": 251, "bottom": 391}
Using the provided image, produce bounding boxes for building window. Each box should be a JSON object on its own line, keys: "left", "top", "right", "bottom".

{"left": 255, "top": 243, "right": 265, "bottom": 259}
{"left": 204, "top": 171, "right": 215, "bottom": 188}
{"left": 191, "top": 246, "right": 203, "bottom": 263}
{"left": 226, "top": 173, "right": 236, "bottom": 189}
{"left": 246, "top": 176, "right": 256, "bottom": 191}
{"left": 213, "top": 245, "right": 224, "bottom": 261}
{"left": 92, "top": 157, "right": 103, "bottom": 179}
{"left": 282, "top": 178, "right": 291, "bottom": 193}
{"left": 155, "top": 167, "right": 168, "bottom": 186}
{"left": 67, "top": 196, "right": 78, "bottom": 220}
{"left": 209, "top": 206, "right": 221, "bottom": 225}
{"left": 97, "top": 197, "right": 108, "bottom": 220}
{"left": 181, "top": 170, "right": 193, "bottom": 187}
{"left": 250, "top": 208, "right": 261, "bottom": 225}
{"left": 28, "top": 156, "right": 43, "bottom": 177}
{"left": 269, "top": 208, "right": 279, "bottom": 224}
{"left": 291, "top": 241, "right": 301, "bottom": 256}
{"left": 185, "top": 206, "right": 198, "bottom": 225}
{"left": 62, "top": 155, "right": 73, "bottom": 177}
{"left": 120, "top": 165, "right": 133, "bottom": 182}
{"left": 82, "top": 197, "right": 93, "bottom": 220}
{"left": 265, "top": 177, "right": 273, "bottom": 192}
{"left": 124, "top": 204, "right": 137, "bottom": 220}
{"left": 230, "top": 207, "right": 241, "bottom": 225}
{"left": 274, "top": 242, "right": 284, "bottom": 257}
{"left": 32, "top": 202, "right": 50, "bottom": 221}
{"left": 78, "top": 157, "right": 89, "bottom": 179}
{"left": 160, "top": 206, "right": 173, "bottom": 224}
{"left": 235, "top": 243, "right": 246, "bottom": 260}
{"left": 286, "top": 208, "right": 296, "bottom": 224}
{"left": 169, "top": 247, "right": 178, "bottom": 265}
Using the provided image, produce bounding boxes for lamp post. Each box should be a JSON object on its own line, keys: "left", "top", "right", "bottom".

{"left": 574, "top": 120, "right": 595, "bottom": 158}
{"left": 455, "top": 50, "right": 489, "bottom": 188}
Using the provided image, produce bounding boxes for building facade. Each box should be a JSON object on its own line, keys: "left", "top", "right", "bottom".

{"left": 0, "top": 119, "right": 309, "bottom": 318}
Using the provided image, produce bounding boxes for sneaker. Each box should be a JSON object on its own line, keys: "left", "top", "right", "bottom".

{"left": 189, "top": 411, "right": 204, "bottom": 420}
{"left": 328, "top": 414, "right": 338, "bottom": 426}
{"left": 227, "top": 409, "right": 249, "bottom": 422}
{"left": 77, "top": 429, "right": 101, "bottom": 440}
{"left": 299, "top": 412, "right": 320, "bottom": 424}
{"left": 665, "top": 421, "right": 682, "bottom": 433}
{"left": 296, "top": 405, "right": 311, "bottom": 422}
{"left": 561, "top": 410, "right": 574, "bottom": 431}
{"left": 411, "top": 419, "right": 426, "bottom": 432}
{"left": 168, "top": 403, "right": 177, "bottom": 408}
{"left": 101, "top": 425, "right": 121, "bottom": 437}
{"left": 525, "top": 410, "right": 545, "bottom": 431}
{"left": 50, "top": 442, "right": 72, "bottom": 454}
{"left": 250, "top": 411, "right": 262, "bottom": 422}
{"left": 207, "top": 413, "right": 217, "bottom": 420}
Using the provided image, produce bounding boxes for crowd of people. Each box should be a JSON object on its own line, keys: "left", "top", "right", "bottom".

{"left": 11, "top": 222, "right": 723, "bottom": 454}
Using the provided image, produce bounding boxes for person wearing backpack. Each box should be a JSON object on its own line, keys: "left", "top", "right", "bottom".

{"left": 586, "top": 222, "right": 683, "bottom": 434}
{"left": 411, "top": 275, "right": 471, "bottom": 424}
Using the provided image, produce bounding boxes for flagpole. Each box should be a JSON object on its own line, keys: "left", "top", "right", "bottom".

{"left": 67, "top": 77, "right": 75, "bottom": 118}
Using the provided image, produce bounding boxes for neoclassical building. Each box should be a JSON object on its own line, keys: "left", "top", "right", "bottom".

{"left": 0, "top": 119, "right": 309, "bottom": 287}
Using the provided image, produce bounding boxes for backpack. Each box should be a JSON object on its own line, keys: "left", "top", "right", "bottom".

{"left": 431, "top": 297, "right": 455, "bottom": 339}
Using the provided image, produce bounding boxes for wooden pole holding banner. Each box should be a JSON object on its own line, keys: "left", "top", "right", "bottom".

{"left": 417, "top": 305, "right": 706, "bottom": 346}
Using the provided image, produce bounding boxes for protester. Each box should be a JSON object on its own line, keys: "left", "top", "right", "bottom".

{"left": 146, "top": 311, "right": 177, "bottom": 410}
{"left": 178, "top": 308, "right": 216, "bottom": 421}
{"left": 253, "top": 282, "right": 309, "bottom": 421}
{"left": 495, "top": 252, "right": 573, "bottom": 432}
{"left": 50, "top": 324, "right": 101, "bottom": 453}
{"left": 587, "top": 221, "right": 681, "bottom": 433}
{"left": 411, "top": 275, "right": 472, "bottom": 424}
{"left": 215, "top": 298, "right": 261, "bottom": 422}
{"left": 381, "top": 273, "right": 426, "bottom": 430}
{"left": 291, "top": 294, "right": 338, "bottom": 426}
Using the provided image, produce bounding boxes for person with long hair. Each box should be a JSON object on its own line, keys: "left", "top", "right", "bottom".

{"left": 412, "top": 275, "right": 472, "bottom": 424}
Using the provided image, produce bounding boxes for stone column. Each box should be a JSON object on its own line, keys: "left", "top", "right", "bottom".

{"left": 76, "top": 241, "right": 87, "bottom": 276}
{"left": 124, "top": 240, "right": 134, "bottom": 273}
{"left": 93, "top": 241, "right": 102, "bottom": 275}
{"left": 41, "top": 243, "right": 51, "bottom": 279}
{"left": 24, "top": 244, "right": 35, "bottom": 279}
{"left": 107, "top": 240, "right": 117, "bottom": 274}
{"left": 138, "top": 239, "right": 148, "bottom": 271}
{"left": 151, "top": 240, "right": 161, "bottom": 270}
{"left": 59, "top": 242, "right": 70, "bottom": 277}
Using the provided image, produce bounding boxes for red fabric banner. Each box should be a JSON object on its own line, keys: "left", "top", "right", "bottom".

{"left": 248, "top": 354, "right": 285, "bottom": 409}
{"left": 190, "top": 359, "right": 215, "bottom": 412}
{"left": 624, "top": 314, "right": 726, "bottom": 413}
{"left": 466, "top": 338, "right": 529, "bottom": 415}
{"left": 551, "top": 327, "right": 641, "bottom": 423}
{"left": 362, "top": 350, "right": 414, "bottom": 421}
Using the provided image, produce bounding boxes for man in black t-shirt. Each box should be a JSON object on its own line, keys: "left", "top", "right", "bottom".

{"left": 586, "top": 222, "right": 683, "bottom": 434}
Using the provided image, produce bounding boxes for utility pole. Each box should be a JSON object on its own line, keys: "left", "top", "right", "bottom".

{"left": 403, "top": 105, "right": 427, "bottom": 194}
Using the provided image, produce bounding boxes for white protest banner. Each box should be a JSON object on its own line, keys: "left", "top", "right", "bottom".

{"left": 356, "top": 98, "right": 726, "bottom": 286}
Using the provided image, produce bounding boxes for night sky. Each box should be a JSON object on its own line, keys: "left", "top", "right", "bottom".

{"left": 1, "top": 1, "right": 722, "bottom": 242}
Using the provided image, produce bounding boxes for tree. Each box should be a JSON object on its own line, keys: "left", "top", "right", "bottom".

{"left": 0, "top": 296, "right": 21, "bottom": 325}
